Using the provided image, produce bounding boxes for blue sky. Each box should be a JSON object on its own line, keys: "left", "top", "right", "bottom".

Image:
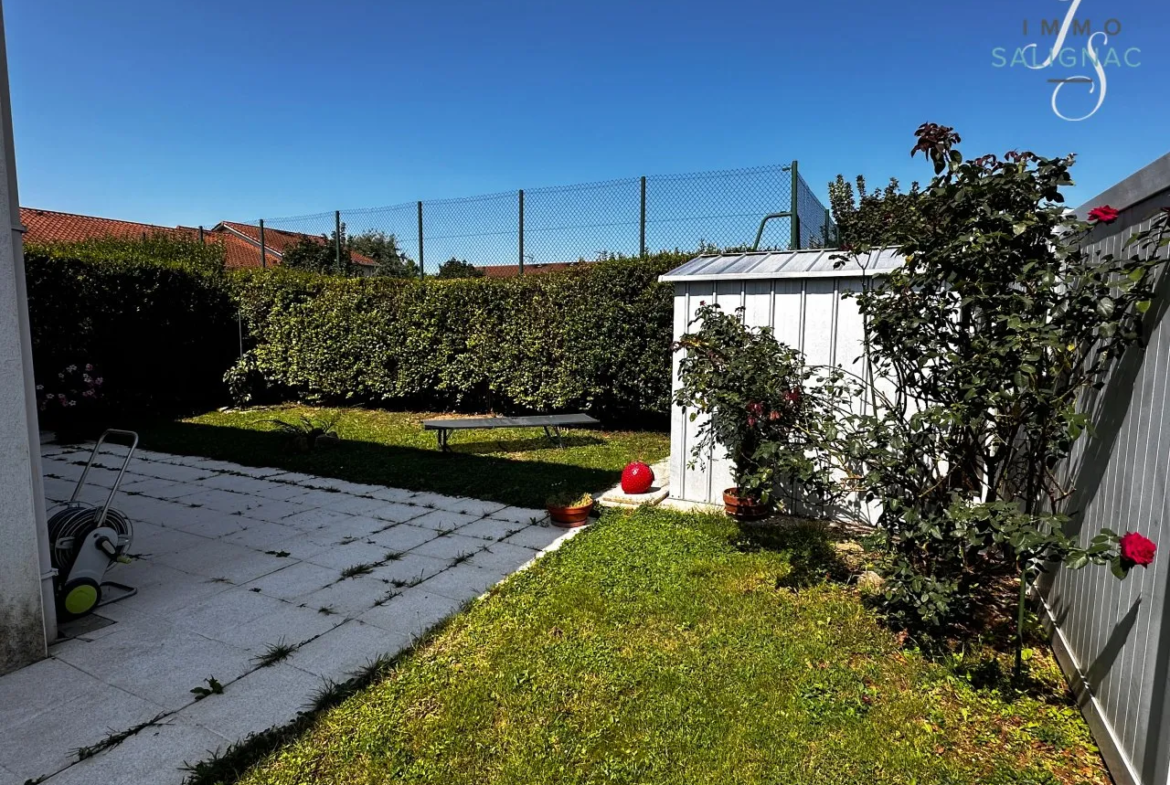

{"left": 6, "top": 0, "right": 1168, "bottom": 230}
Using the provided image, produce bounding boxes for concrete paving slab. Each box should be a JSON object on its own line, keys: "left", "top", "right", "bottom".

{"left": 488, "top": 505, "right": 550, "bottom": 525}
{"left": 53, "top": 621, "right": 255, "bottom": 711}
{"left": 368, "top": 501, "right": 425, "bottom": 523}
{"left": 287, "top": 620, "right": 412, "bottom": 681}
{"left": 441, "top": 496, "right": 509, "bottom": 517}
{"left": 369, "top": 486, "right": 417, "bottom": 503}
{"left": 503, "top": 524, "right": 569, "bottom": 550}
{"left": 173, "top": 588, "right": 291, "bottom": 634}
{"left": 411, "top": 509, "right": 483, "bottom": 532}
{"left": 207, "top": 602, "right": 341, "bottom": 654}
{"left": 359, "top": 588, "right": 466, "bottom": 637}
{"left": 300, "top": 514, "right": 387, "bottom": 545}
{"left": 40, "top": 718, "right": 226, "bottom": 785}
{"left": 280, "top": 506, "right": 362, "bottom": 531}
{"left": 417, "top": 563, "right": 505, "bottom": 601}
{"left": 457, "top": 517, "right": 525, "bottom": 542}
{"left": 321, "top": 494, "right": 388, "bottom": 515}
{"left": 172, "top": 487, "right": 257, "bottom": 514}
{"left": 297, "top": 574, "right": 397, "bottom": 618}
{"left": 367, "top": 523, "right": 439, "bottom": 553}
{"left": 410, "top": 533, "right": 487, "bottom": 562}
{"left": 373, "top": 552, "right": 451, "bottom": 588}
{"left": 156, "top": 539, "right": 291, "bottom": 584}
{"left": 468, "top": 541, "right": 540, "bottom": 574}
{"left": 249, "top": 482, "right": 316, "bottom": 501}
{"left": 222, "top": 519, "right": 303, "bottom": 550}
{"left": 242, "top": 561, "right": 339, "bottom": 600}
{"left": 303, "top": 540, "right": 397, "bottom": 572}
{"left": 174, "top": 663, "right": 323, "bottom": 742}
{"left": 239, "top": 498, "right": 310, "bottom": 523}
{"left": 0, "top": 680, "right": 162, "bottom": 784}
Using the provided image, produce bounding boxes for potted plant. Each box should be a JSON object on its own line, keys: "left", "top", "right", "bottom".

{"left": 270, "top": 414, "right": 342, "bottom": 452}
{"left": 546, "top": 489, "right": 594, "bottom": 528}
{"left": 38, "top": 363, "right": 106, "bottom": 443}
{"left": 674, "top": 303, "right": 836, "bottom": 521}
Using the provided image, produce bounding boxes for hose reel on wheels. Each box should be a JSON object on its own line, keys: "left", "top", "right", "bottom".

{"left": 48, "top": 429, "right": 139, "bottom": 619}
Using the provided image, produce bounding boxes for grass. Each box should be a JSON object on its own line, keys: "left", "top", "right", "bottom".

{"left": 134, "top": 405, "right": 668, "bottom": 509}
{"left": 193, "top": 507, "right": 1106, "bottom": 785}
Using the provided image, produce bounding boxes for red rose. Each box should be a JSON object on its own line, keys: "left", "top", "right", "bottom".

{"left": 1087, "top": 205, "right": 1119, "bottom": 224}
{"left": 783, "top": 389, "right": 801, "bottom": 405}
{"left": 1119, "top": 532, "right": 1156, "bottom": 567}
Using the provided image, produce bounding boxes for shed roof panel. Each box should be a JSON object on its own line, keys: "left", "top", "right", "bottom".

{"left": 660, "top": 247, "right": 902, "bottom": 281}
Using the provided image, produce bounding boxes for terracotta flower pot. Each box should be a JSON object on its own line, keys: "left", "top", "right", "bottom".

{"left": 548, "top": 500, "right": 594, "bottom": 528}
{"left": 723, "top": 488, "right": 771, "bottom": 521}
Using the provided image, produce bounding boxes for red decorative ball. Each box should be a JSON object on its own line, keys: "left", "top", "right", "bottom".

{"left": 621, "top": 461, "right": 655, "bottom": 494}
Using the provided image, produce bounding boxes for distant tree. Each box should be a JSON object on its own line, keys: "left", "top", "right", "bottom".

{"left": 435, "top": 257, "right": 483, "bottom": 279}
{"left": 280, "top": 230, "right": 353, "bottom": 276}
{"left": 827, "top": 175, "right": 923, "bottom": 250}
{"left": 349, "top": 230, "right": 419, "bottom": 278}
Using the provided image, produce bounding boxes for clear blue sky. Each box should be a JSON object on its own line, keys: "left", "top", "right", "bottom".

{"left": 5, "top": 0, "right": 1168, "bottom": 230}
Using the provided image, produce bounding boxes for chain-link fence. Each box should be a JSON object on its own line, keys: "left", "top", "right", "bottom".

{"left": 246, "top": 162, "right": 837, "bottom": 276}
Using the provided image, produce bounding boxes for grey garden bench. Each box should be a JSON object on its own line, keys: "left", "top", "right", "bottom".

{"left": 421, "top": 413, "right": 600, "bottom": 452}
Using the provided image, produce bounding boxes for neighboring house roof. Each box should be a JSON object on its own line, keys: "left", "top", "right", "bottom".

{"left": 478, "top": 262, "right": 584, "bottom": 278}
{"left": 20, "top": 208, "right": 377, "bottom": 270}
{"left": 21, "top": 207, "right": 184, "bottom": 245}
{"left": 215, "top": 221, "right": 378, "bottom": 268}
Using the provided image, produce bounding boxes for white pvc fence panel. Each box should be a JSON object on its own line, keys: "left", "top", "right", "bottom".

{"left": 1042, "top": 157, "right": 1170, "bottom": 785}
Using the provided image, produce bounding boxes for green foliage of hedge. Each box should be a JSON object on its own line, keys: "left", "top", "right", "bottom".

{"left": 26, "top": 240, "right": 239, "bottom": 416}
{"left": 234, "top": 253, "right": 687, "bottom": 419}
{"left": 27, "top": 238, "right": 685, "bottom": 422}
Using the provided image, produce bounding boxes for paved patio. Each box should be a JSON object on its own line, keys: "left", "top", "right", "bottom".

{"left": 0, "top": 442, "right": 570, "bottom": 785}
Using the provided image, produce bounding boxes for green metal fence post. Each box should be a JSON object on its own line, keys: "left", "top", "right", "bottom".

{"left": 259, "top": 219, "right": 267, "bottom": 269}
{"left": 639, "top": 176, "right": 647, "bottom": 257}
{"left": 198, "top": 225, "right": 204, "bottom": 245}
{"left": 334, "top": 210, "right": 342, "bottom": 274}
{"left": 518, "top": 189, "right": 525, "bottom": 275}
{"left": 789, "top": 160, "right": 800, "bottom": 250}
{"left": 823, "top": 207, "right": 831, "bottom": 247}
{"left": 417, "top": 201, "right": 424, "bottom": 279}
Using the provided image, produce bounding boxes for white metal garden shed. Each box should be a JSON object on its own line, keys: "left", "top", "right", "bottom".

{"left": 661, "top": 247, "right": 902, "bottom": 511}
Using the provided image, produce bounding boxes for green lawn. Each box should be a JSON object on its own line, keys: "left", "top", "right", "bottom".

{"left": 134, "top": 405, "right": 669, "bottom": 509}
{"left": 194, "top": 508, "right": 1105, "bottom": 785}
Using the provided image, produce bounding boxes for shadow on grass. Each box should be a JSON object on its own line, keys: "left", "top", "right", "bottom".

{"left": 437, "top": 434, "right": 605, "bottom": 454}
{"left": 731, "top": 518, "right": 850, "bottom": 589}
{"left": 133, "top": 420, "right": 617, "bottom": 509}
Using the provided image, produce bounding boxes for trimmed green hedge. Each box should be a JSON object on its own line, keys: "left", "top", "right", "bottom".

{"left": 25, "top": 240, "right": 239, "bottom": 417}
{"left": 233, "top": 254, "right": 685, "bottom": 420}
{"left": 27, "top": 241, "right": 684, "bottom": 422}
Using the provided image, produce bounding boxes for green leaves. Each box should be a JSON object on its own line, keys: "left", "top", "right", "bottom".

{"left": 830, "top": 125, "right": 1170, "bottom": 652}
{"left": 232, "top": 254, "right": 687, "bottom": 419}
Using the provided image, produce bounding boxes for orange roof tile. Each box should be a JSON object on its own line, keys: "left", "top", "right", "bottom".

{"left": 20, "top": 208, "right": 374, "bottom": 270}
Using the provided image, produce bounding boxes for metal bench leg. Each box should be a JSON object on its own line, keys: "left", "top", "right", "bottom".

{"left": 437, "top": 428, "right": 451, "bottom": 453}
{"left": 554, "top": 426, "right": 564, "bottom": 448}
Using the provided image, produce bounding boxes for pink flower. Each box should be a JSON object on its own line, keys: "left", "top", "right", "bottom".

{"left": 85, "top": 363, "right": 94, "bottom": 371}
{"left": 1120, "top": 532, "right": 1156, "bottom": 567}
{"left": 1088, "top": 205, "right": 1119, "bottom": 224}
